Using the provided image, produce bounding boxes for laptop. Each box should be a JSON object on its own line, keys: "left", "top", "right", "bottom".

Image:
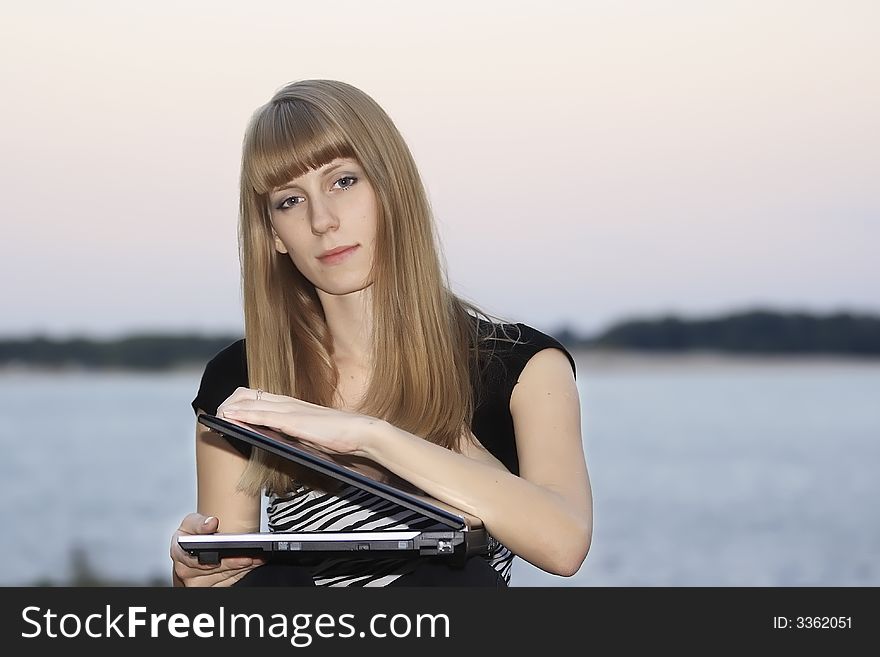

{"left": 177, "top": 413, "right": 489, "bottom": 567}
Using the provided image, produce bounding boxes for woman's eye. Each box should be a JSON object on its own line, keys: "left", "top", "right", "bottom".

{"left": 334, "top": 175, "right": 357, "bottom": 190}
{"left": 277, "top": 196, "right": 302, "bottom": 210}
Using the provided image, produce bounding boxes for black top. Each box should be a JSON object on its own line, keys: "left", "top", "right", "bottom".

{"left": 191, "top": 320, "right": 576, "bottom": 477}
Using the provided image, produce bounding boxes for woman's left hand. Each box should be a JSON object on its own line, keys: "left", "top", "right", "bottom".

{"left": 216, "top": 387, "right": 382, "bottom": 458}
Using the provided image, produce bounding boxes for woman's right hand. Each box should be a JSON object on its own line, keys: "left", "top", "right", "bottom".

{"left": 170, "top": 513, "right": 265, "bottom": 587}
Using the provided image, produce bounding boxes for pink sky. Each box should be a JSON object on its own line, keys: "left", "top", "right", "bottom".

{"left": 1, "top": 1, "right": 878, "bottom": 338}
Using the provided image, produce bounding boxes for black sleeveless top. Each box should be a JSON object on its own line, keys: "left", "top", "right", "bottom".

{"left": 190, "top": 319, "right": 576, "bottom": 586}
{"left": 190, "top": 319, "right": 577, "bottom": 477}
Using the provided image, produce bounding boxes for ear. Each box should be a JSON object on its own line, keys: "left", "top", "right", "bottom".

{"left": 273, "top": 231, "right": 289, "bottom": 255}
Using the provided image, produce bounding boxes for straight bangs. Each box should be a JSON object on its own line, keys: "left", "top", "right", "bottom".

{"left": 243, "top": 99, "right": 358, "bottom": 196}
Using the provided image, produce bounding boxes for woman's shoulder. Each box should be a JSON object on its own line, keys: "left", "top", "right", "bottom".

{"left": 206, "top": 338, "right": 247, "bottom": 371}
{"left": 473, "top": 316, "right": 576, "bottom": 379}
{"left": 190, "top": 338, "right": 248, "bottom": 416}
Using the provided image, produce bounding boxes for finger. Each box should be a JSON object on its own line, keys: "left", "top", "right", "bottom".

{"left": 240, "top": 388, "right": 310, "bottom": 405}
{"left": 217, "top": 387, "right": 260, "bottom": 415}
{"left": 225, "top": 386, "right": 290, "bottom": 406}
{"left": 197, "top": 516, "right": 219, "bottom": 533}
{"left": 218, "top": 401, "right": 323, "bottom": 422}
{"left": 172, "top": 540, "right": 264, "bottom": 575}
{"left": 219, "top": 569, "right": 255, "bottom": 587}
{"left": 182, "top": 564, "right": 262, "bottom": 588}
{"left": 171, "top": 541, "right": 224, "bottom": 572}
{"left": 178, "top": 513, "right": 216, "bottom": 535}
{"left": 218, "top": 409, "right": 291, "bottom": 431}
{"left": 219, "top": 399, "right": 287, "bottom": 417}
{"left": 224, "top": 393, "right": 325, "bottom": 413}
{"left": 214, "top": 562, "right": 265, "bottom": 587}
{"left": 218, "top": 554, "right": 266, "bottom": 570}
{"left": 175, "top": 558, "right": 263, "bottom": 578}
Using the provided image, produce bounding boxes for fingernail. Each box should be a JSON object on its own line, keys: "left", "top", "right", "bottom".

{"left": 203, "top": 516, "right": 216, "bottom": 525}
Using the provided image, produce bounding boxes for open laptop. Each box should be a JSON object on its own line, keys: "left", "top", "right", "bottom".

{"left": 177, "top": 413, "right": 489, "bottom": 567}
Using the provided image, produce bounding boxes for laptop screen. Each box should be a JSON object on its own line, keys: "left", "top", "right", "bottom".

{"left": 197, "top": 413, "right": 483, "bottom": 530}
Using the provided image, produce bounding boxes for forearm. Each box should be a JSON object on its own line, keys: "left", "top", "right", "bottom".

{"left": 363, "top": 420, "right": 591, "bottom": 576}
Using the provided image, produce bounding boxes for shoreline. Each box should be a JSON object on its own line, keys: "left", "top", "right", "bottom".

{"left": 0, "top": 363, "right": 206, "bottom": 375}
{"left": 570, "top": 348, "right": 880, "bottom": 370}
{"left": 1, "top": 350, "right": 878, "bottom": 375}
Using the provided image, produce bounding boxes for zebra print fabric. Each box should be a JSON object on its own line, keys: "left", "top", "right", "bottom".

{"left": 266, "top": 484, "right": 514, "bottom": 587}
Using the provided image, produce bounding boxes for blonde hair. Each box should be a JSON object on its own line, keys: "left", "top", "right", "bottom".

{"left": 236, "top": 79, "right": 519, "bottom": 497}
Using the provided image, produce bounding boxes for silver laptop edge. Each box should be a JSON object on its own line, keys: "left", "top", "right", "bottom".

{"left": 182, "top": 532, "right": 422, "bottom": 544}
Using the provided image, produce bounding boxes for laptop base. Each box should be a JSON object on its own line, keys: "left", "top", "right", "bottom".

{"left": 180, "top": 529, "right": 489, "bottom": 569}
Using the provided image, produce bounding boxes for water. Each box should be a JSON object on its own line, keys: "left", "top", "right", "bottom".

{"left": 1, "top": 354, "right": 878, "bottom": 586}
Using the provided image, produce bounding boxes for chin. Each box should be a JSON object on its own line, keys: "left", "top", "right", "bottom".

{"left": 318, "top": 279, "right": 373, "bottom": 296}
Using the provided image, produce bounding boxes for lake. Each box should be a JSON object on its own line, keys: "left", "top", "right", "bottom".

{"left": 1, "top": 351, "right": 877, "bottom": 586}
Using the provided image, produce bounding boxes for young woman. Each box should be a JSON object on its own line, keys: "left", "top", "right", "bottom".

{"left": 169, "top": 79, "right": 592, "bottom": 587}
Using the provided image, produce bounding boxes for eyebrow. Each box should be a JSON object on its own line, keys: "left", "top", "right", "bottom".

{"left": 272, "top": 160, "right": 355, "bottom": 193}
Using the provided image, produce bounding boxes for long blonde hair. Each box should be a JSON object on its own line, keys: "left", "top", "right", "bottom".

{"left": 236, "top": 79, "right": 519, "bottom": 497}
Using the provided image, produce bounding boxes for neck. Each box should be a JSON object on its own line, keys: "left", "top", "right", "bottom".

{"left": 316, "top": 286, "right": 373, "bottom": 367}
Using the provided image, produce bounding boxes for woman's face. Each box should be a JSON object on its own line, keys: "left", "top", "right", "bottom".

{"left": 268, "top": 157, "right": 378, "bottom": 295}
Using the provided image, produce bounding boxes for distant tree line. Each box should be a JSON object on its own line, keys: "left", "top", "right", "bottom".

{"left": 1, "top": 309, "right": 878, "bottom": 369}
{"left": 575, "top": 309, "right": 880, "bottom": 356}
{"left": 27, "top": 545, "right": 166, "bottom": 587}
{"left": 0, "top": 334, "right": 241, "bottom": 370}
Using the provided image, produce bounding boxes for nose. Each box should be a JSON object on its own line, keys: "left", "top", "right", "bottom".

{"left": 309, "top": 195, "right": 340, "bottom": 235}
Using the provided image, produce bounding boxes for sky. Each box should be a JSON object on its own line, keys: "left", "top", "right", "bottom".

{"left": 1, "top": 0, "right": 878, "bottom": 339}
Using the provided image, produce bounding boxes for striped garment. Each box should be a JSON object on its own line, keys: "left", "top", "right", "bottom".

{"left": 192, "top": 320, "right": 579, "bottom": 587}
{"left": 266, "top": 483, "right": 514, "bottom": 587}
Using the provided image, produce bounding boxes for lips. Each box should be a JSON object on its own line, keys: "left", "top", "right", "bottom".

{"left": 318, "top": 244, "right": 358, "bottom": 259}
{"left": 317, "top": 244, "right": 359, "bottom": 265}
